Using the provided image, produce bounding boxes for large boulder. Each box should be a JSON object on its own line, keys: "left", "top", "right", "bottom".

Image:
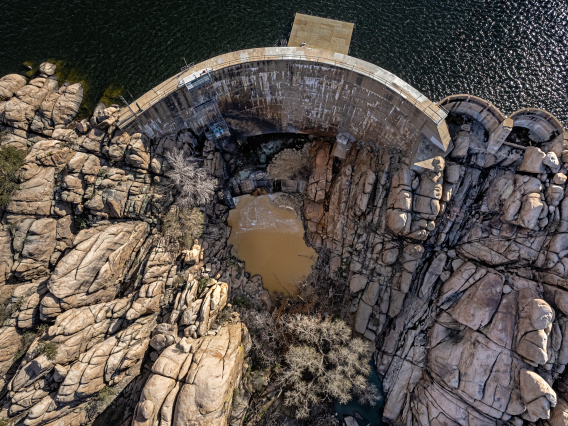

{"left": 133, "top": 320, "right": 249, "bottom": 426}
{"left": 0, "top": 74, "right": 27, "bottom": 101}
{"left": 4, "top": 77, "right": 58, "bottom": 130}
{"left": 126, "top": 133, "right": 151, "bottom": 170}
{"left": 42, "top": 221, "right": 150, "bottom": 314}
{"left": 31, "top": 82, "right": 83, "bottom": 135}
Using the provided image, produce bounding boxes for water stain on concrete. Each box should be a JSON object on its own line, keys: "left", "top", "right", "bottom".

{"left": 227, "top": 194, "right": 317, "bottom": 295}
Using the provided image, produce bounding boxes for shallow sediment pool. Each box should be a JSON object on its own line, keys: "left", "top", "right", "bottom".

{"left": 227, "top": 194, "right": 317, "bottom": 295}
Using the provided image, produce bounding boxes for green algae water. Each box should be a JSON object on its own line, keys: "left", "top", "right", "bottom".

{"left": 1, "top": 0, "right": 567, "bottom": 123}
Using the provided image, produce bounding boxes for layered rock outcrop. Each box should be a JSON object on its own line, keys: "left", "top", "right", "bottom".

{"left": 301, "top": 117, "right": 568, "bottom": 424}
{"left": 132, "top": 319, "right": 249, "bottom": 426}
{"left": 0, "top": 62, "right": 249, "bottom": 426}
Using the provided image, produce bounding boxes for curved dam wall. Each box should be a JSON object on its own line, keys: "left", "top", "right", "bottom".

{"left": 118, "top": 47, "right": 450, "bottom": 161}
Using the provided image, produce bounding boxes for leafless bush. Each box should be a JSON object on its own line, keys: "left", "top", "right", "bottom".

{"left": 355, "top": 380, "right": 382, "bottom": 407}
{"left": 279, "top": 315, "right": 379, "bottom": 418}
{"left": 243, "top": 310, "right": 281, "bottom": 368}
{"left": 165, "top": 149, "right": 218, "bottom": 208}
{"left": 243, "top": 312, "right": 380, "bottom": 419}
{"left": 267, "top": 144, "right": 311, "bottom": 181}
{"left": 161, "top": 205, "right": 204, "bottom": 249}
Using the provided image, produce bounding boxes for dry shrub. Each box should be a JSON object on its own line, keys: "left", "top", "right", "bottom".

{"left": 244, "top": 310, "right": 281, "bottom": 368}
{"left": 244, "top": 312, "right": 380, "bottom": 419}
{"left": 162, "top": 205, "right": 204, "bottom": 249}
{"left": 165, "top": 149, "right": 217, "bottom": 208}
{"left": 267, "top": 144, "right": 311, "bottom": 181}
{"left": 280, "top": 315, "right": 380, "bottom": 418}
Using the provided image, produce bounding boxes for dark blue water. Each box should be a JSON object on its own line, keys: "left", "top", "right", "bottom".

{"left": 334, "top": 361, "right": 384, "bottom": 425}
{"left": 1, "top": 0, "right": 567, "bottom": 123}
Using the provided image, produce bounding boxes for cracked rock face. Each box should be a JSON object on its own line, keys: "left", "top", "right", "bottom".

{"left": 132, "top": 320, "right": 248, "bottom": 426}
{"left": 0, "top": 63, "right": 249, "bottom": 426}
{"left": 300, "top": 117, "right": 568, "bottom": 424}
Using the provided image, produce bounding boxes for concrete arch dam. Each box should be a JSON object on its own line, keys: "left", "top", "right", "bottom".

{"left": 117, "top": 47, "right": 451, "bottom": 163}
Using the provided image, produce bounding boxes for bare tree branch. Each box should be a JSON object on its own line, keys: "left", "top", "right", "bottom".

{"left": 165, "top": 149, "right": 218, "bottom": 208}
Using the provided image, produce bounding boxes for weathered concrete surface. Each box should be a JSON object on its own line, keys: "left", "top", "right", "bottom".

{"left": 439, "top": 95, "right": 566, "bottom": 148}
{"left": 509, "top": 107, "right": 566, "bottom": 143}
{"left": 118, "top": 47, "right": 450, "bottom": 164}
{"left": 288, "top": 13, "right": 354, "bottom": 54}
{"left": 439, "top": 94, "right": 505, "bottom": 134}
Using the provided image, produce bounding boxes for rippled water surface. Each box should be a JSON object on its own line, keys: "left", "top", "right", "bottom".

{"left": 1, "top": 0, "right": 567, "bottom": 122}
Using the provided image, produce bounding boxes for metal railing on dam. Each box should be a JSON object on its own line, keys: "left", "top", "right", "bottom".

{"left": 116, "top": 47, "right": 448, "bottom": 130}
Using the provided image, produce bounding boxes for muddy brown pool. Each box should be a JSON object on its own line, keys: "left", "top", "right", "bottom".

{"left": 227, "top": 194, "right": 317, "bottom": 295}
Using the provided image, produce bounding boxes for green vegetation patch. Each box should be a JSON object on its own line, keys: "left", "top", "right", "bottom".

{"left": 96, "top": 385, "right": 117, "bottom": 404}
{"left": 13, "top": 323, "right": 50, "bottom": 360}
{"left": 198, "top": 277, "right": 213, "bottom": 292}
{"left": 74, "top": 216, "right": 91, "bottom": 230}
{"left": 0, "top": 145, "right": 27, "bottom": 208}
{"left": 44, "top": 58, "right": 91, "bottom": 119}
{"left": 161, "top": 206, "right": 204, "bottom": 250}
{"left": 14, "top": 331, "right": 38, "bottom": 360}
{"left": 37, "top": 341, "right": 58, "bottom": 360}
{"left": 87, "top": 385, "right": 117, "bottom": 417}
{"left": 22, "top": 58, "right": 126, "bottom": 120}
{"left": 98, "top": 83, "right": 125, "bottom": 108}
{"left": 232, "top": 296, "right": 251, "bottom": 309}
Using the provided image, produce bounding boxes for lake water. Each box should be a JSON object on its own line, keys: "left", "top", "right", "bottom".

{"left": 334, "top": 361, "right": 385, "bottom": 426}
{"left": 227, "top": 194, "right": 317, "bottom": 295}
{"left": 0, "top": 0, "right": 566, "bottom": 123}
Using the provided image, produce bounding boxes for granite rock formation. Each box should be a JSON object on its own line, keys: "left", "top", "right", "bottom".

{"left": 0, "top": 62, "right": 252, "bottom": 426}
{"left": 0, "top": 60, "right": 567, "bottom": 426}
{"left": 301, "top": 125, "right": 568, "bottom": 425}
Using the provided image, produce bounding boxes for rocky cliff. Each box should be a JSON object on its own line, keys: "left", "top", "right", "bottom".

{"left": 0, "top": 60, "right": 568, "bottom": 426}
{"left": 0, "top": 63, "right": 257, "bottom": 426}
{"left": 302, "top": 125, "right": 568, "bottom": 425}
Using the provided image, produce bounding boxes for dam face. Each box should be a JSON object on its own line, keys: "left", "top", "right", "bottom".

{"left": 118, "top": 47, "right": 450, "bottom": 163}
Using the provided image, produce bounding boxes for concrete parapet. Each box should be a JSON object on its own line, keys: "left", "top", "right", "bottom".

{"left": 509, "top": 108, "right": 564, "bottom": 143}
{"left": 118, "top": 47, "right": 450, "bottom": 164}
{"left": 438, "top": 94, "right": 505, "bottom": 134}
{"left": 487, "top": 118, "right": 514, "bottom": 154}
